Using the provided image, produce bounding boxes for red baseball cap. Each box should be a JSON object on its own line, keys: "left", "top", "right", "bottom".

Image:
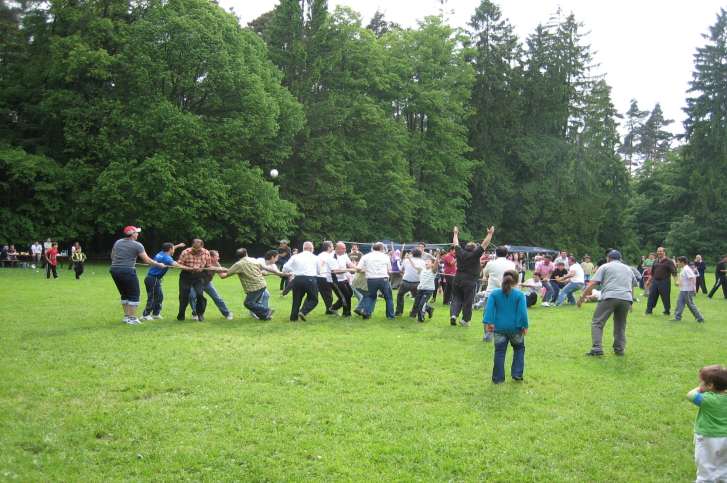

{"left": 123, "top": 225, "right": 142, "bottom": 235}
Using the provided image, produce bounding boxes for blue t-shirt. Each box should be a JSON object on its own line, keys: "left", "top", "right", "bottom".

{"left": 483, "top": 288, "right": 529, "bottom": 334}
{"left": 147, "top": 252, "right": 174, "bottom": 277}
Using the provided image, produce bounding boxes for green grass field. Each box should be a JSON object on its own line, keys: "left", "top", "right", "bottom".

{"left": 1, "top": 265, "right": 725, "bottom": 481}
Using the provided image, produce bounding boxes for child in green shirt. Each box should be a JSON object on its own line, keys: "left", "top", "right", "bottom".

{"left": 687, "top": 364, "right": 727, "bottom": 482}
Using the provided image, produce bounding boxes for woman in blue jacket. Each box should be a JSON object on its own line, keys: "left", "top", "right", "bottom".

{"left": 484, "top": 269, "right": 529, "bottom": 384}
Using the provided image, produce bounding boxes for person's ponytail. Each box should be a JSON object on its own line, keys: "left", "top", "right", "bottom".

{"left": 502, "top": 270, "right": 518, "bottom": 295}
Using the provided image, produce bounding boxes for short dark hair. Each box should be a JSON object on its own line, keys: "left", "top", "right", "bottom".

{"left": 264, "top": 250, "right": 278, "bottom": 261}
{"left": 321, "top": 241, "right": 332, "bottom": 251}
{"left": 700, "top": 365, "right": 727, "bottom": 392}
{"left": 495, "top": 246, "right": 508, "bottom": 258}
{"left": 236, "top": 248, "right": 248, "bottom": 258}
{"left": 677, "top": 256, "right": 688, "bottom": 264}
{"left": 161, "top": 242, "right": 174, "bottom": 252}
{"left": 373, "top": 242, "right": 384, "bottom": 251}
{"left": 411, "top": 248, "right": 422, "bottom": 258}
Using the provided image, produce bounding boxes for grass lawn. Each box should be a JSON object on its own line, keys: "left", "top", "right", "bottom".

{"left": 1, "top": 264, "right": 725, "bottom": 481}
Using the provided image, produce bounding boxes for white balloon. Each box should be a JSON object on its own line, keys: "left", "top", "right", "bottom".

{"left": 270, "top": 169, "right": 279, "bottom": 178}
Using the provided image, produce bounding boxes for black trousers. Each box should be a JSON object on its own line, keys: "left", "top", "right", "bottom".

{"left": 291, "top": 276, "right": 318, "bottom": 320}
{"left": 317, "top": 276, "right": 343, "bottom": 312}
{"left": 526, "top": 292, "right": 537, "bottom": 307}
{"left": 178, "top": 272, "right": 206, "bottom": 319}
{"left": 646, "top": 278, "right": 671, "bottom": 314}
{"left": 73, "top": 261, "right": 84, "bottom": 279}
{"left": 396, "top": 280, "right": 418, "bottom": 316}
{"left": 450, "top": 277, "right": 477, "bottom": 323}
{"left": 330, "top": 280, "right": 353, "bottom": 316}
{"left": 46, "top": 263, "right": 58, "bottom": 279}
{"left": 443, "top": 274, "right": 455, "bottom": 304}
{"left": 708, "top": 277, "right": 727, "bottom": 298}
{"left": 696, "top": 275, "right": 707, "bottom": 294}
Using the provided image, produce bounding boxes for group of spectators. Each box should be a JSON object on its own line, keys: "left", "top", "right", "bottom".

{"left": 0, "top": 239, "right": 87, "bottom": 279}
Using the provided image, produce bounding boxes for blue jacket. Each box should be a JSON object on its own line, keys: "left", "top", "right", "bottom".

{"left": 483, "top": 288, "right": 529, "bottom": 333}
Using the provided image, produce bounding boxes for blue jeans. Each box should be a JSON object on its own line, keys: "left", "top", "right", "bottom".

{"left": 492, "top": 332, "right": 525, "bottom": 383}
{"left": 556, "top": 282, "right": 584, "bottom": 306}
{"left": 548, "top": 281, "right": 564, "bottom": 303}
{"left": 143, "top": 275, "right": 164, "bottom": 316}
{"left": 364, "top": 278, "right": 395, "bottom": 319}
{"left": 244, "top": 287, "right": 270, "bottom": 319}
{"left": 191, "top": 282, "right": 230, "bottom": 317}
{"left": 110, "top": 267, "right": 140, "bottom": 305}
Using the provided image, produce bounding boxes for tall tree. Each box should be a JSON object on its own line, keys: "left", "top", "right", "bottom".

{"left": 465, "top": 0, "right": 523, "bottom": 236}
{"left": 637, "top": 103, "right": 673, "bottom": 172}
{"left": 619, "top": 99, "right": 649, "bottom": 175}
{"left": 679, "top": 8, "right": 727, "bottom": 258}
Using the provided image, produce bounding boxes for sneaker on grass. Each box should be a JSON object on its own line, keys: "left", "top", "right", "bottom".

{"left": 226, "top": 313, "right": 234, "bottom": 320}
{"left": 152, "top": 314, "right": 163, "bottom": 320}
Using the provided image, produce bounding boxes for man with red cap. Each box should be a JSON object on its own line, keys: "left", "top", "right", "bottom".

{"left": 110, "top": 226, "right": 166, "bottom": 325}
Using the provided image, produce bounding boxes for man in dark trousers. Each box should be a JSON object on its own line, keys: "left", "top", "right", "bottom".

{"left": 176, "top": 239, "right": 212, "bottom": 322}
{"left": 449, "top": 225, "right": 495, "bottom": 328}
{"left": 645, "top": 246, "right": 677, "bottom": 315}
{"left": 708, "top": 254, "right": 727, "bottom": 299}
{"left": 282, "top": 241, "right": 319, "bottom": 321}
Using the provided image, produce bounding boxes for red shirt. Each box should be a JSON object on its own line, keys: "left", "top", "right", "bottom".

{"left": 442, "top": 252, "right": 457, "bottom": 275}
{"left": 46, "top": 247, "right": 58, "bottom": 266}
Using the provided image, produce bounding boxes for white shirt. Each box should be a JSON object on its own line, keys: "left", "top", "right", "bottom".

{"left": 332, "top": 253, "right": 352, "bottom": 282}
{"left": 402, "top": 257, "right": 426, "bottom": 282}
{"left": 483, "top": 257, "right": 517, "bottom": 294}
{"left": 31, "top": 243, "right": 42, "bottom": 255}
{"left": 569, "top": 262, "right": 585, "bottom": 284}
{"left": 359, "top": 251, "right": 391, "bottom": 279}
{"left": 317, "top": 251, "right": 337, "bottom": 282}
{"left": 283, "top": 251, "right": 318, "bottom": 277}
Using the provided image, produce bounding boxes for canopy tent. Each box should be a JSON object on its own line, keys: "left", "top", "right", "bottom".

{"left": 504, "top": 245, "right": 559, "bottom": 255}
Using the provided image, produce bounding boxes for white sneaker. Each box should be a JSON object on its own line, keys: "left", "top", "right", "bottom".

{"left": 249, "top": 311, "right": 259, "bottom": 320}
{"left": 226, "top": 313, "right": 234, "bottom": 320}
{"left": 140, "top": 315, "right": 153, "bottom": 321}
{"left": 541, "top": 302, "right": 550, "bottom": 307}
{"left": 192, "top": 315, "right": 199, "bottom": 321}
{"left": 125, "top": 317, "right": 140, "bottom": 325}
{"left": 152, "top": 314, "right": 163, "bottom": 320}
{"left": 459, "top": 320, "right": 470, "bottom": 327}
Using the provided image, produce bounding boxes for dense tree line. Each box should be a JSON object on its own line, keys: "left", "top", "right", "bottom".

{"left": 1, "top": 0, "right": 725, "bottom": 259}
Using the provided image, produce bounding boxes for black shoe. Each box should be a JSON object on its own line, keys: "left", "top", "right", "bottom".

{"left": 177, "top": 315, "right": 185, "bottom": 321}
{"left": 614, "top": 351, "right": 624, "bottom": 356}
{"left": 512, "top": 377, "right": 524, "bottom": 382}
{"left": 450, "top": 316, "right": 457, "bottom": 326}
{"left": 354, "top": 308, "right": 365, "bottom": 318}
{"left": 325, "top": 310, "right": 339, "bottom": 316}
{"left": 644, "top": 311, "right": 652, "bottom": 315}
{"left": 585, "top": 350, "right": 604, "bottom": 357}
{"left": 426, "top": 306, "right": 434, "bottom": 319}
{"left": 663, "top": 311, "right": 670, "bottom": 316}
{"left": 298, "top": 312, "right": 307, "bottom": 322}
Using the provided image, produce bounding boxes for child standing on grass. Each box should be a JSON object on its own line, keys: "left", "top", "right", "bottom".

{"left": 687, "top": 365, "right": 727, "bottom": 482}
{"left": 484, "top": 270, "right": 529, "bottom": 384}
{"left": 673, "top": 256, "right": 705, "bottom": 323}
{"left": 413, "top": 257, "right": 437, "bottom": 322}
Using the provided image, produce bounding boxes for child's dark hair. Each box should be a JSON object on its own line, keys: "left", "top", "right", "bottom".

{"left": 677, "top": 256, "right": 688, "bottom": 264}
{"left": 264, "top": 250, "right": 278, "bottom": 261}
{"left": 700, "top": 365, "right": 727, "bottom": 392}
{"left": 161, "top": 242, "right": 174, "bottom": 252}
{"left": 501, "top": 270, "right": 519, "bottom": 294}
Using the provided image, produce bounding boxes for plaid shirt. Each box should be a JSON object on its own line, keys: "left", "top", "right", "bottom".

{"left": 178, "top": 247, "right": 212, "bottom": 269}
{"left": 226, "top": 258, "right": 266, "bottom": 293}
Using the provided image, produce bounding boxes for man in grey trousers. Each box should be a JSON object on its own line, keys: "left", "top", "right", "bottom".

{"left": 577, "top": 250, "right": 638, "bottom": 357}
